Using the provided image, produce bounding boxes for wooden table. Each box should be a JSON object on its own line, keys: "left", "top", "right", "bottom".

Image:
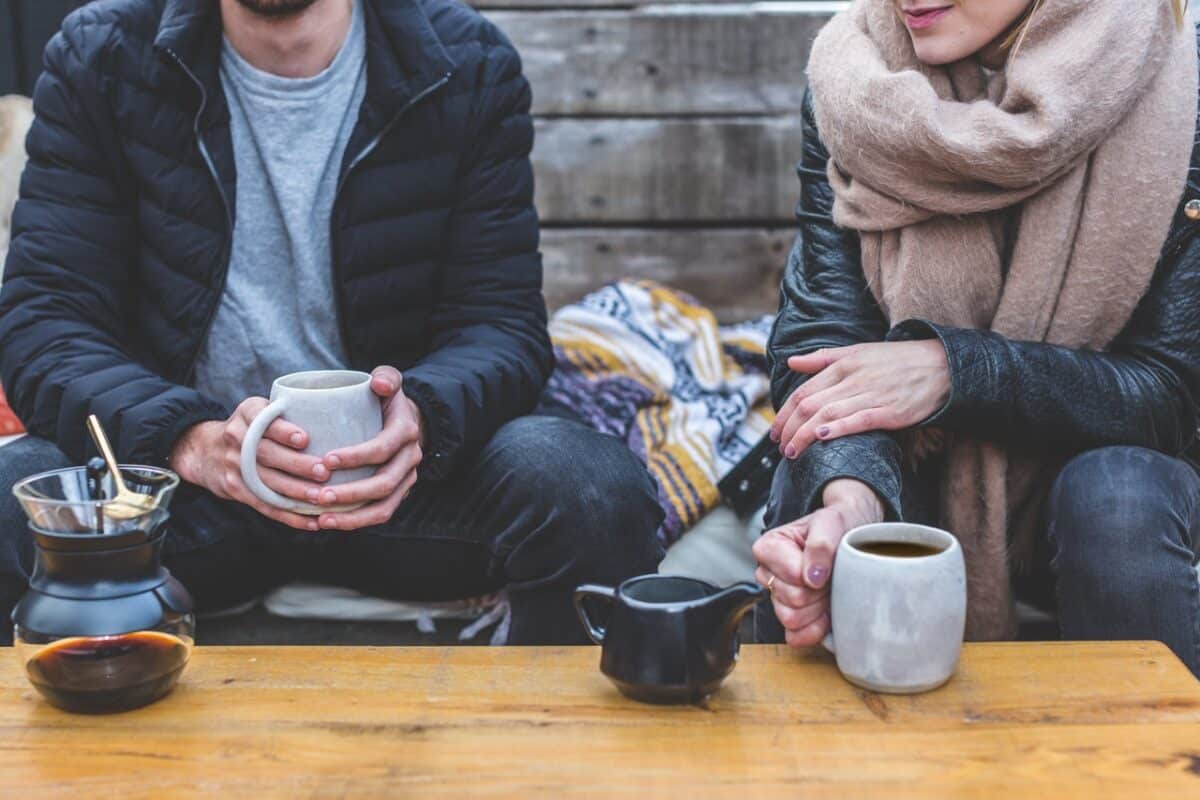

{"left": 1, "top": 643, "right": 1199, "bottom": 798}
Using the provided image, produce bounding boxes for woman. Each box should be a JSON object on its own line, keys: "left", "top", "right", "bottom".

{"left": 754, "top": 0, "right": 1200, "bottom": 674}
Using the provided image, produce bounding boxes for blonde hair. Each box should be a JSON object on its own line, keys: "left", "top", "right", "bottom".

{"left": 1003, "top": 0, "right": 1189, "bottom": 54}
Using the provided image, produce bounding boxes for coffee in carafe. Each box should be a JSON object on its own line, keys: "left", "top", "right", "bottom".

{"left": 25, "top": 631, "right": 191, "bottom": 713}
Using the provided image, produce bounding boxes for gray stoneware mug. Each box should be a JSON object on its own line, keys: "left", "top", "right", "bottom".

{"left": 240, "top": 370, "right": 383, "bottom": 515}
{"left": 823, "top": 522, "right": 967, "bottom": 694}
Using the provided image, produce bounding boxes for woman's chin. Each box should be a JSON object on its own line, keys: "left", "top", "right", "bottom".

{"left": 909, "top": 39, "right": 975, "bottom": 66}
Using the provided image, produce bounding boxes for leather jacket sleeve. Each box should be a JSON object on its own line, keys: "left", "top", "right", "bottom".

{"left": 767, "top": 93, "right": 904, "bottom": 521}
{"left": 888, "top": 108, "right": 1200, "bottom": 457}
{"left": 890, "top": 204, "right": 1200, "bottom": 454}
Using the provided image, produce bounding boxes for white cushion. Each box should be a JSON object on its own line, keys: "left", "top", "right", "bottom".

{"left": 657, "top": 504, "right": 763, "bottom": 587}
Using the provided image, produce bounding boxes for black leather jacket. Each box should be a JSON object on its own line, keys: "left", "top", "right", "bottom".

{"left": 751, "top": 44, "right": 1200, "bottom": 522}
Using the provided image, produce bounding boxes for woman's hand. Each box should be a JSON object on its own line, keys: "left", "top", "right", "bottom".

{"left": 313, "top": 366, "right": 424, "bottom": 531}
{"left": 770, "top": 341, "right": 950, "bottom": 460}
{"left": 752, "top": 479, "right": 885, "bottom": 648}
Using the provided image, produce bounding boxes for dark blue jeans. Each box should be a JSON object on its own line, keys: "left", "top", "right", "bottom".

{"left": 758, "top": 446, "right": 1200, "bottom": 677}
{"left": 0, "top": 416, "right": 665, "bottom": 645}
{"left": 1046, "top": 446, "right": 1200, "bottom": 676}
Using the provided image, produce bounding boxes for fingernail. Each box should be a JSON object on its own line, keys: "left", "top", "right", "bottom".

{"left": 808, "top": 565, "right": 828, "bottom": 588}
{"left": 321, "top": 489, "right": 337, "bottom": 505}
{"left": 306, "top": 488, "right": 319, "bottom": 502}
{"left": 769, "top": 429, "right": 779, "bottom": 442}
{"left": 784, "top": 444, "right": 797, "bottom": 459}
{"left": 290, "top": 432, "right": 304, "bottom": 446}
{"left": 817, "top": 426, "right": 830, "bottom": 438}
{"left": 327, "top": 455, "right": 342, "bottom": 469}
{"left": 306, "top": 520, "right": 318, "bottom": 532}
{"left": 321, "top": 515, "right": 336, "bottom": 529}
{"left": 312, "top": 464, "right": 329, "bottom": 480}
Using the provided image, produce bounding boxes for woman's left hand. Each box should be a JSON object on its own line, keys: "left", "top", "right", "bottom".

{"left": 770, "top": 340, "right": 950, "bottom": 459}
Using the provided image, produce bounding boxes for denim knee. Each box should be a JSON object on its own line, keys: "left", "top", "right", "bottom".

{"left": 483, "top": 416, "right": 665, "bottom": 575}
{"left": 1046, "top": 446, "right": 1195, "bottom": 583}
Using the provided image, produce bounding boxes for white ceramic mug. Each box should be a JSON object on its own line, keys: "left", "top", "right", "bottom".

{"left": 823, "top": 522, "right": 966, "bottom": 694}
{"left": 239, "top": 370, "right": 383, "bottom": 515}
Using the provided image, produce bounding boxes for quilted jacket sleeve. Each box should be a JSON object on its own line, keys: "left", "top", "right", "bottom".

{"left": 0, "top": 19, "right": 226, "bottom": 465}
{"left": 401, "top": 40, "right": 553, "bottom": 480}
{"left": 766, "top": 92, "right": 904, "bottom": 521}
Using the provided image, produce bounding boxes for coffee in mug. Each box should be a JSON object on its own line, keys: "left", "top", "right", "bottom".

{"left": 824, "top": 522, "right": 966, "bottom": 694}
{"left": 855, "top": 541, "right": 946, "bottom": 559}
{"left": 239, "top": 370, "right": 383, "bottom": 515}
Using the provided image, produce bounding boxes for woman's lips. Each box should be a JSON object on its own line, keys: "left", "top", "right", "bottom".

{"left": 903, "top": 6, "right": 952, "bottom": 30}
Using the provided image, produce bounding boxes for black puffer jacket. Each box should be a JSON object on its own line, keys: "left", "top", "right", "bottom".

{"left": 0, "top": 0, "right": 551, "bottom": 479}
{"left": 765, "top": 44, "right": 1200, "bottom": 521}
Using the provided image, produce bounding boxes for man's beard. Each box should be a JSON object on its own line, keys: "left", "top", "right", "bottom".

{"left": 234, "top": 0, "right": 320, "bottom": 18}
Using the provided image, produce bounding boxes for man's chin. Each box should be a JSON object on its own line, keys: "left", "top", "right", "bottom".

{"left": 233, "top": 0, "right": 320, "bottom": 18}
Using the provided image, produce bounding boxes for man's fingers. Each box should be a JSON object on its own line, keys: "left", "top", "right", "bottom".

{"left": 263, "top": 417, "right": 308, "bottom": 450}
{"left": 228, "top": 397, "right": 310, "bottom": 452}
{"left": 234, "top": 397, "right": 269, "bottom": 423}
{"left": 256, "top": 440, "right": 329, "bottom": 481}
{"left": 325, "top": 418, "right": 420, "bottom": 471}
{"left": 784, "top": 613, "right": 831, "bottom": 649}
{"left": 370, "top": 366, "right": 403, "bottom": 399}
{"left": 259, "top": 465, "right": 326, "bottom": 505}
{"left": 224, "top": 476, "right": 318, "bottom": 532}
{"left": 318, "top": 473, "right": 415, "bottom": 531}
{"left": 800, "top": 509, "right": 845, "bottom": 590}
{"left": 315, "top": 444, "right": 421, "bottom": 506}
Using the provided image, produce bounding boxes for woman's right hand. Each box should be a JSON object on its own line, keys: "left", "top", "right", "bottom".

{"left": 168, "top": 398, "right": 331, "bottom": 531}
{"left": 752, "top": 478, "right": 885, "bottom": 647}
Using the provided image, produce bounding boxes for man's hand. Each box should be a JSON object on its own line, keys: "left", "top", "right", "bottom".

{"left": 770, "top": 341, "right": 950, "bottom": 460}
{"left": 169, "top": 399, "right": 331, "bottom": 531}
{"left": 752, "top": 479, "right": 884, "bottom": 648}
{"left": 314, "top": 366, "right": 424, "bottom": 531}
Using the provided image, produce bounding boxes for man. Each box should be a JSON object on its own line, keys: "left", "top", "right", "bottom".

{"left": 0, "top": 0, "right": 664, "bottom": 644}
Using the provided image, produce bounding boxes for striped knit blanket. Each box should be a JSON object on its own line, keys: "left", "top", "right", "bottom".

{"left": 543, "top": 281, "right": 775, "bottom": 546}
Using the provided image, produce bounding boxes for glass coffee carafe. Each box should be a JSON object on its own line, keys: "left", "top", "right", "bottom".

{"left": 11, "top": 464, "right": 194, "bottom": 713}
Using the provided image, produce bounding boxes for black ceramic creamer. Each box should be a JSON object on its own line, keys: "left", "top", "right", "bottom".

{"left": 574, "top": 574, "right": 764, "bottom": 704}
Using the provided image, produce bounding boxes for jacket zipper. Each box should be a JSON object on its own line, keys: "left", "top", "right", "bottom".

{"left": 329, "top": 71, "right": 453, "bottom": 351}
{"left": 161, "top": 47, "right": 235, "bottom": 385}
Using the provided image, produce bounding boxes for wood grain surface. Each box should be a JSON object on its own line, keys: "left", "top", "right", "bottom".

{"left": 541, "top": 227, "right": 793, "bottom": 319}
{"left": 534, "top": 117, "right": 801, "bottom": 223}
{"left": 491, "top": 8, "right": 828, "bottom": 116}
{"left": 2, "top": 642, "right": 1199, "bottom": 798}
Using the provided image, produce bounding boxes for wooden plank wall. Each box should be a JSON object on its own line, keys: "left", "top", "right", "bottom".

{"left": 473, "top": 0, "right": 843, "bottom": 322}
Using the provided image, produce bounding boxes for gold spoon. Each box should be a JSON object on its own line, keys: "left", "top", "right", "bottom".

{"left": 85, "top": 414, "right": 157, "bottom": 520}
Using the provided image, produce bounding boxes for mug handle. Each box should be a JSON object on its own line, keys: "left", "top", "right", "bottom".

{"left": 573, "top": 584, "right": 617, "bottom": 644}
{"left": 239, "top": 399, "right": 298, "bottom": 512}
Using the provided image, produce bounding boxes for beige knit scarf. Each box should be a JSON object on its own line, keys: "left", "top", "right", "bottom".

{"left": 807, "top": 0, "right": 1197, "bottom": 639}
